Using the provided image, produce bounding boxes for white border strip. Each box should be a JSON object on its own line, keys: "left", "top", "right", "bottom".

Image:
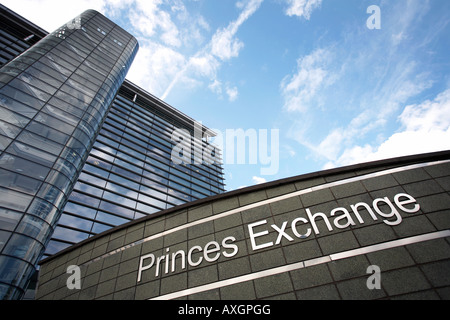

{"left": 85, "top": 159, "right": 450, "bottom": 266}
{"left": 151, "top": 230, "right": 450, "bottom": 300}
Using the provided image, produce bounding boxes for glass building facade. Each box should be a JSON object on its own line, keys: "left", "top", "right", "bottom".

{"left": 0, "top": 8, "right": 139, "bottom": 299}
{"left": 45, "top": 81, "right": 225, "bottom": 258}
{"left": 0, "top": 5, "right": 225, "bottom": 299}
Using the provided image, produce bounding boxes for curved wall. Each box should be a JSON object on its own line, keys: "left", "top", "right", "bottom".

{"left": 36, "top": 151, "right": 450, "bottom": 300}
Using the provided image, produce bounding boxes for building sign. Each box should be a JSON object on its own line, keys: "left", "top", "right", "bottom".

{"left": 137, "top": 192, "right": 421, "bottom": 282}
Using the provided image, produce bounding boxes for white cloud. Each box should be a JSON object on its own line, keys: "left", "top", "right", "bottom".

{"left": 284, "top": 0, "right": 322, "bottom": 20}
{"left": 210, "top": 0, "right": 263, "bottom": 61}
{"left": 127, "top": 41, "right": 186, "bottom": 96}
{"left": 129, "top": 0, "right": 181, "bottom": 47}
{"left": 162, "top": 0, "right": 263, "bottom": 100}
{"left": 252, "top": 176, "right": 267, "bottom": 185}
{"left": 4, "top": 0, "right": 262, "bottom": 102}
{"left": 281, "top": 48, "right": 333, "bottom": 112}
{"left": 226, "top": 86, "right": 239, "bottom": 102}
{"left": 325, "top": 89, "right": 450, "bottom": 169}
{"left": 208, "top": 79, "right": 222, "bottom": 96}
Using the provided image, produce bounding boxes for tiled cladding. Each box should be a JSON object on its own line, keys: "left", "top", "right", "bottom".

{"left": 44, "top": 87, "right": 225, "bottom": 258}
{"left": 0, "top": 10, "right": 138, "bottom": 299}
{"left": 36, "top": 151, "right": 450, "bottom": 300}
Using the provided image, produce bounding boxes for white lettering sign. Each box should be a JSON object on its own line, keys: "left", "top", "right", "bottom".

{"left": 137, "top": 193, "right": 420, "bottom": 282}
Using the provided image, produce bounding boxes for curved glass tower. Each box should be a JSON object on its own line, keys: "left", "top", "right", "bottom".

{"left": 0, "top": 10, "right": 138, "bottom": 299}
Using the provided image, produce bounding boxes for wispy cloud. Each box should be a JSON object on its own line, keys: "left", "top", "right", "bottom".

{"left": 280, "top": 48, "right": 334, "bottom": 112}
{"left": 324, "top": 89, "right": 450, "bottom": 169}
{"left": 283, "top": 0, "right": 444, "bottom": 168}
{"left": 284, "top": 0, "right": 322, "bottom": 20}
{"left": 160, "top": 0, "right": 263, "bottom": 100}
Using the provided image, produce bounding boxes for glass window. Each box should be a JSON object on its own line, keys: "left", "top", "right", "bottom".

{"left": 15, "top": 214, "right": 52, "bottom": 245}
{"left": 0, "top": 136, "right": 12, "bottom": 152}
{"left": 74, "top": 181, "right": 104, "bottom": 197}
{"left": 0, "top": 168, "right": 42, "bottom": 195}
{"left": 0, "top": 94, "right": 37, "bottom": 120}
{"left": 26, "top": 121, "right": 70, "bottom": 146}
{"left": 108, "top": 172, "right": 139, "bottom": 190}
{"left": 18, "top": 72, "right": 58, "bottom": 96}
{"left": 136, "top": 203, "right": 160, "bottom": 215}
{"left": 2, "top": 233, "right": 44, "bottom": 263}
{"left": 105, "top": 182, "right": 138, "bottom": 199}
{"left": 42, "top": 104, "right": 79, "bottom": 127}
{"left": 6, "top": 79, "right": 51, "bottom": 102}
{"left": 139, "top": 185, "right": 167, "bottom": 201}
{"left": 52, "top": 226, "right": 90, "bottom": 244}
{"left": 0, "top": 101, "right": 36, "bottom": 126}
{"left": 44, "top": 169, "right": 71, "bottom": 195}
{"left": 86, "top": 155, "right": 112, "bottom": 172}
{"left": 16, "top": 130, "right": 65, "bottom": 156}
{"left": 36, "top": 183, "right": 63, "bottom": 205}
{"left": 27, "top": 197, "right": 58, "bottom": 225}
{"left": 43, "top": 240, "right": 71, "bottom": 257}
{"left": 91, "top": 222, "right": 111, "bottom": 234}
{"left": 63, "top": 202, "right": 97, "bottom": 219}
{"left": 111, "top": 166, "right": 140, "bottom": 183}
{"left": 48, "top": 97, "right": 84, "bottom": 118}
{"left": 33, "top": 61, "right": 67, "bottom": 83}
{"left": 58, "top": 214, "right": 93, "bottom": 233}
{"left": 66, "top": 137, "right": 87, "bottom": 160}
{"left": 95, "top": 211, "right": 129, "bottom": 227}
{"left": 102, "top": 191, "right": 136, "bottom": 209}
{"left": 0, "top": 119, "right": 21, "bottom": 139}
{"left": 0, "top": 187, "right": 32, "bottom": 212}
{"left": 69, "top": 191, "right": 101, "bottom": 208}
{"left": 83, "top": 164, "right": 110, "bottom": 179}
{"left": 78, "top": 172, "right": 107, "bottom": 188}
{"left": 26, "top": 65, "right": 64, "bottom": 88}
{"left": 99, "top": 201, "right": 134, "bottom": 219}
{"left": 0, "top": 256, "right": 35, "bottom": 292}
{"left": 0, "top": 153, "right": 51, "bottom": 181}
{"left": 0, "top": 230, "right": 10, "bottom": 252}
{"left": 137, "top": 194, "right": 166, "bottom": 210}
{"left": 7, "top": 142, "right": 57, "bottom": 169}
{"left": 167, "top": 195, "right": 187, "bottom": 206}
{"left": 0, "top": 208, "right": 22, "bottom": 232}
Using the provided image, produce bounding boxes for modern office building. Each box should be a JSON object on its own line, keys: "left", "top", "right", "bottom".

{"left": 0, "top": 5, "right": 225, "bottom": 300}
{"left": 36, "top": 151, "right": 450, "bottom": 300}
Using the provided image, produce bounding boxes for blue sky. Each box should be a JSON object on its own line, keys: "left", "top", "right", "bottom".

{"left": 3, "top": 0, "right": 450, "bottom": 191}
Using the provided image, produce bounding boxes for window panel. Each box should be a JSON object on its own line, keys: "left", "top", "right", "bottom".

{"left": 99, "top": 201, "right": 134, "bottom": 219}
{"left": 95, "top": 211, "right": 129, "bottom": 227}
{"left": 27, "top": 197, "right": 58, "bottom": 225}
{"left": 0, "top": 168, "right": 42, "bottom": 195}
{"left": 15, "top": 214, "right": 52, "bottom": 245}
{"left": 2, "top": 233, "right": 44, "bottom": 263}
{"left": 58, "top": 214, "right": 93, "bottom": 233}
{"left": 102, "top": 191, "right": 136, "bottom": 209}
{"left": 136, "top": 203, "right": 160, "bottom": 215}
{"left": 52, "top": 226, "right": 89, "bottom": 244}
{"left": 17, "top": 130, "right": 65, "bottom": 156}
{"left": 0, "top": 153, "right": 51, "bottom": 181}
{"left": 63, "top": 202, "right": 97, "bottom": 219}
{"left": 0, "top": 208, "right": 22, "bottom": 232}
{"left": 0, "top": 101, "right": 36, "bottom": 126}
{"left": 105, "top": 182, "right": 138, "bottom": 199}
{"left": 0, "top": 119, "right": 21, "bottom": 139}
